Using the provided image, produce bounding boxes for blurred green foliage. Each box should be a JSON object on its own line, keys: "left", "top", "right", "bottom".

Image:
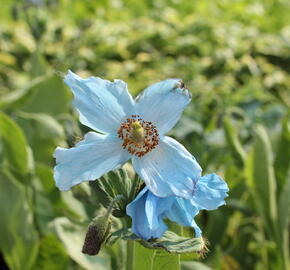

{"left": 0, "top": 0, "right": 290, "bottom": 269}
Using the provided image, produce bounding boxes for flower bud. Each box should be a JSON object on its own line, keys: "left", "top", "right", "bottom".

{"left": 82, "top": 195, "right": 123, "bottom": 255}
{"left": 82, "top": 216, "right": 111, "bottom": 256}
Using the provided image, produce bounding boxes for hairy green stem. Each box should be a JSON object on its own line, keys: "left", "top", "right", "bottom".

{"left": 126, "top": 240, "right": 135, "bottom": 270}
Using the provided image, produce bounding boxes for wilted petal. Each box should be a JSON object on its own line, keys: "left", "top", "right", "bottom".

{"left": 127, "top": 174, "right": 228, "bottom": 239}
{"left": 165, "top": 174, "right": 228, "bottom": 237}
{"left": 165, "top": 198, "right": 202, "bottom": 237}
{"left": 64, "top": 71, "right": 135, "bottom": 134}
{"left": 192, "top": 173, "right": 229, "bottom": 211}
{"left": 132, "top": 136, "right": 202, "bottom": 199}
{"left": 135, "top": 79, "right": 191, "bottom": 135}
{"left": 54, "top": 132, "right": 130, "bottom": 191}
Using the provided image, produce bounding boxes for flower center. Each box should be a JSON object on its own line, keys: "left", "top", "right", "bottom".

{"left": 117, "top": 115, "right": 159, "bottom": 157}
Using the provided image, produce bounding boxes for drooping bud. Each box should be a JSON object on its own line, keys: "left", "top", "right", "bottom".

{"left": 82, "top": 195, "right": 124, "bottom": 255}
{"left": 82, "top": 216, "right": 111, "bottom": 256}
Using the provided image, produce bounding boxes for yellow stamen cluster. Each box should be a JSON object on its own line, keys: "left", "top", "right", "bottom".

{"left": 118, "top": 115, "right": 159, "bottom": 157}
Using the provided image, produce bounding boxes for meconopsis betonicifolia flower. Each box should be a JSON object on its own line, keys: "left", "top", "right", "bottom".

{"left": 127, "top": 174, "right": 229, "bottom": 240}
{"left": 54, "top": 70, "right": 202, "bottom": 199}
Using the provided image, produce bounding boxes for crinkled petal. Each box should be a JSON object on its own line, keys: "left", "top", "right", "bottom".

{"left": 135, "top": 79, "right": 191, "bottom": 135}
{"left": 189, "top": 219, "right": 202, "bottom": 237}
{"left": 64, "top": 70, "right": 135, "bottom": 134}
{"left": 132, "top": 136, "right": 202, "bottom": 199}
{"left": 165, "top": 198, "right": 202, "bottom": 237}
{"left": 192, "top": 173, "right": 229, "bottom": 211}
{"left": 126, "top": 187, "right": 174, "bottom": 240}
{"left": 164, "top": 174, "right": 228, "bottom": 237}
{"left": 165, "top": 197, "right": 200, "bottom": 227}
{"left": 145, "top": 190, "right": 175, "bottom": 229}
{"left": 54, "top": 132, "right": 130, "bottom": 191}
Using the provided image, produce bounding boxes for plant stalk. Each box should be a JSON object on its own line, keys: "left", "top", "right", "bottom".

{"left": 126, "top": 240, "right": 135, "bottom": 270}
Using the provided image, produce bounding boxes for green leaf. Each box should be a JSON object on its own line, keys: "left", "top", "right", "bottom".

{"left": 223, "top": 116, "right": 246, "bottom": 167}
{"left": 16, "top": 74, "right": 71, "bottom": 116}
{"left": 35, "top": 163, "right": 84, "bottom": 224}
{"left": 30, "top": 51, "right": 47, "bottom": 78}
{"left": 274, "top": 117, "right": 290, "bottom": 193}
{"left": 53, "top": 217, "right": 110, "bottom": 270}
{"left": 32, "top": 234, "right": 69, "bottom": 270}
{"left": 16, "top": 112, "right": 65, "bottom": 142}
{"left": 0, "top": 76, "right": 48, "bottom": 110}
{"left": 181, "top": 261, "right": 212, "bottom": 270}
{"left": 35, "top": 163, "right": 57, "bottom": 193}
{"left": 0, "top": 169, "right": 39, "bottom": 270}
{"left": 278, "top": 177, "right": 290, "bottom": 237}
{"left": 61, "top": 189, "right": 90, "bottom": 221}
{"left": 134, "top": 242, "right": 180, "bottom": 270}
{"left": 108, "top": 228, "right": 207, "bottom": 254}
{"left": 33, "top": 164, "right": 58, "bottom": 233}
{"left": 15, "top": 112, "right": 66, "bottom": 163}
{"left": 250, "top": 125, "right": 278, "bottom": 238}
{"left": 278, "top": 177, "right": 290, "bottom": 270}
{"left": 0, "top": 112, "right": 29, "bottom": 177}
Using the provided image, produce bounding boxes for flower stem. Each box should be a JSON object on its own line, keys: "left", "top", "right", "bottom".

{"left": 126, "top": 240, "right": 135, "bottom": 270}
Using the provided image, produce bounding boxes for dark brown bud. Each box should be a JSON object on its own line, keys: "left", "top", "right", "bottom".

{"left": 82, "top": 216, "right": 111, "bottom": 256}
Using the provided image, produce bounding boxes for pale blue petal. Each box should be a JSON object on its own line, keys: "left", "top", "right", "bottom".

{"left": 145, "top": 190, "right": 175, "bottom": 229}
{"left": 135, "top": 79, "right": 191, "bottom": 135}
{"left": 189, "top": 219, "right": 202, "bottom": 237}
{"left": 164, "top": 174, "right": 228, "bottom": 237}
{"left": 132, "top": 136, "right": 202, "bottom": 199}
{"left": 192, "top": 173, "right": 229, "bottom": 211}
{"left": 165, "top": 198, "right": 200, "bottom": 227}
{"left": 64, "top": 71, "right": 135, "bottom": 134}
{"left": 165, "top": 198, "right": 202, "bottom": 237}
{"left": 126, "top": 187, "right": 173, "bottom": 240}
{"left": 54, "top": 132, "right": 130, "bottom": 191}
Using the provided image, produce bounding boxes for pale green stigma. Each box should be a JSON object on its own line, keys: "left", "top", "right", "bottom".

{"left": 131, "top": 121, "right": 145, "bottom": 143}
{"left": 118, "top": 115, "right": 159, "bottom": 157}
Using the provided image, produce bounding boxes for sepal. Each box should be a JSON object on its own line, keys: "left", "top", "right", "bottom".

{"left": 90, "top": 168, "right": 143, "bottom": 217}
{"left": 107, "top": 228, "right": 208, "bottom": 255}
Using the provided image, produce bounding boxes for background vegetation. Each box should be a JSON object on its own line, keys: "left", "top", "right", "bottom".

{"left": 0, "top": 0, "right": 289, "bottom": 269}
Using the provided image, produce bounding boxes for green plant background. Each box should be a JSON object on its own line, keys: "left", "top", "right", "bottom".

{"left": 0, "top": 0, "right": 289, "bottom": 269}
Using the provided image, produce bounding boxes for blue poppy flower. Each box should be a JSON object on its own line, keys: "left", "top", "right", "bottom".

{"left": 126, "top": 173, "right": 229, "bottom": 240}
{"left": 54, "top": 71, "right": 202, "bottom": 199}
